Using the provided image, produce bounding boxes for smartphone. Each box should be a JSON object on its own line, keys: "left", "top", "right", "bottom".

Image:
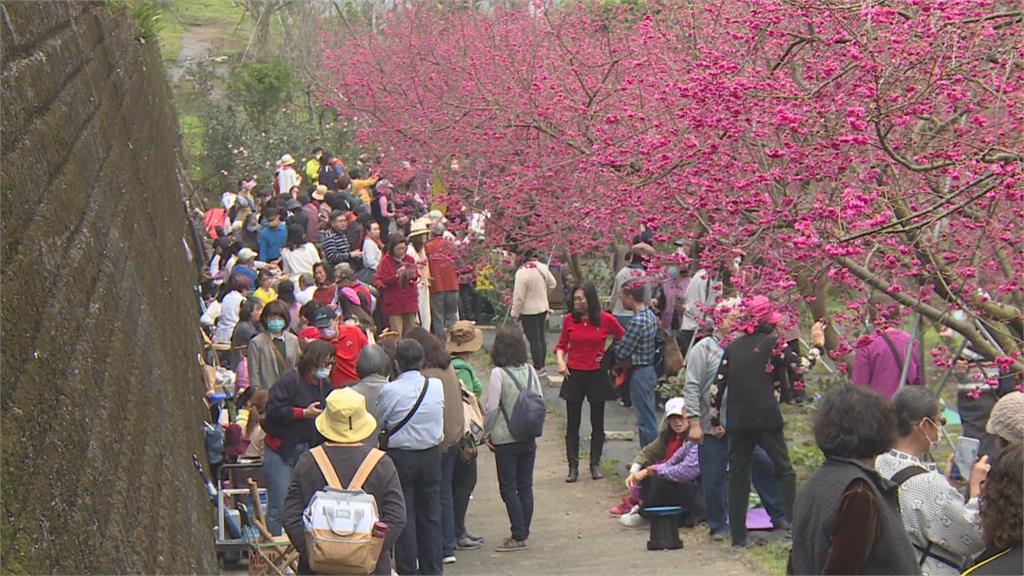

{"left": 955, "top": 437, "right": 981, "bottom": 478}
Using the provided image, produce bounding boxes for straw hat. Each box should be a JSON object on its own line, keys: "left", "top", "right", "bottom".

{"left": 279, "top": 153, "right": 296, "bottom": 166}
{"left": 315, "top": 388, "right": 378, "bottom": 444}
{"left": 312, "top": 184, "right": 328, "bottom": 201}
{"left": 407, "top": 218, "right": 431, "bottom": 238}
{"left": 447, "top": 320, "right": 483, "bottom": 353}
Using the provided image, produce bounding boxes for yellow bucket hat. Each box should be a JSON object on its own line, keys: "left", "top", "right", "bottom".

{"left": 315, "top": 388, "right": 378, "bottom": 444}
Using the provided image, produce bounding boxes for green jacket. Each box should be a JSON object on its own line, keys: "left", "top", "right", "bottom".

{"left": 452, "top": 357, "right": 483, "bottom": 397}
{"left": 634, "top": 420, "right": 677, "bottom": 468}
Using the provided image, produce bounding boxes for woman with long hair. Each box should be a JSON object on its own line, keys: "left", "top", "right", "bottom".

{"left": 963, "top": 441, "right": 1022, "bottom": 575}
{"left": 279, "top": 224, "right": 320, "bottom": 278}
{"left": 375, "top": 232, "right": 419, "bottom": 335}
{"left": 554, "top": 283, "right": 625, "bottom": 482}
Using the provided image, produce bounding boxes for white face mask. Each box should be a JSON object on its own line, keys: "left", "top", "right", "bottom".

{"left": 921, "top": 418, "right": 941, "bottom": 448}
{"left": 315, "top": 367, "right": 332, "bottom": 380}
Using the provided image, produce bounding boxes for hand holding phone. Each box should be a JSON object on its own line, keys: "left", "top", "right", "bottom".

{"left": 955, "top": 436, "right": 981, "bottom": 483}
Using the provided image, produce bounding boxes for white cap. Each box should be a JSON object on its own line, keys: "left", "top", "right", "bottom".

{"left": 664, "top": 397, "right": 686, "bottom": 418}
{"left": 238, "top": 248, "right": 257, "bottom": 262}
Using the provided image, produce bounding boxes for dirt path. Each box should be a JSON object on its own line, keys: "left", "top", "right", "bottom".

{"left": 447, "top": 408, "right": 765, "bottom": 576}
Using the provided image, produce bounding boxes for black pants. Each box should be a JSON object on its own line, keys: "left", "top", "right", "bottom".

{"left": 458, "top": 282, "right": 479, "bottom": 322}
{"left": 565, "top": 398, "right": 605, "bottom": 466}
{"left": 494, "top": 440, "right": 536, "bottom": 542}
{"left": 639, "top": 476, "right": 705, "bottom": 523}
{"left": 727, "top": 429, "right": 796, "bottom": 545}
{"left": 520, "top": 313, "right": 548, "bottom": 370}
{"left": 452, "top": 451, "right": 478, "bottom": 539}
{"left": 389, "top": 446, "right": 443, "bottom": 575}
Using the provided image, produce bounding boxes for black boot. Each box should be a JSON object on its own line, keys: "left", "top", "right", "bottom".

{"left": 590, "top": 431, "right": 605, "bottom": 479}
{"left": 566, "top": 436, "right": 579, "bottom": 483}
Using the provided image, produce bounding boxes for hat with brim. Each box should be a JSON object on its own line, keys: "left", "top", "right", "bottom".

{"left": 279, "top": 154, "right": 296, "bottom": 166}
{"left": 408, "top": 218, "right": 431, "bottom": 238}
{"left": 311, "top": 306, "right": 337, "bottom": 328}
{"left": 315, "top": 388, "right": 378, "bottom": 444}
{"left": 447, "top": 320, "right": 484, "bottom": 353}
{"left": 238, "top": 248, "right": 257, "bottom": 262}
{"left": 747, "top": 295, "right": 782, "bottom": 325}
{"left": 312, "top": 185, "right": 328, "bottom": 201}
{"left": 630, "top": 242, "right": 657, "bottom": 258}
{"left": 664, "top": 397, "right": 686, "bottom": 418}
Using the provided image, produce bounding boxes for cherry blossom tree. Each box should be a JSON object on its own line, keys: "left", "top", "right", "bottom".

{"left": 318, "top": 1, "right": 1023, "bottom": 372}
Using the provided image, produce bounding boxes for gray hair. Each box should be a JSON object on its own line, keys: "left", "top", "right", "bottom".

{"left": 356, "top": 344, "right": 393, "bottom": 379}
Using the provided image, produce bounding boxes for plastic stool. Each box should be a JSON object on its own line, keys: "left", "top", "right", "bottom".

{"left": 643, "top": 506, "right": 683, "bottom": 551}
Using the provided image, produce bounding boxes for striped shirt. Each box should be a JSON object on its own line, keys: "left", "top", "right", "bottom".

{"left": 615, "top": 307, "right": 658, "bottom": 366}
{"left": 321, "top": 230, "right": 352, "bottom": 266}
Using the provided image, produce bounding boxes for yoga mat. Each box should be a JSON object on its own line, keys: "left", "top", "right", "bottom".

{"left": 746, "top": 507, "right": 774, "bottom": 531}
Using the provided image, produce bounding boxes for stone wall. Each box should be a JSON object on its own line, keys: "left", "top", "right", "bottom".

{"left": 1, "top": 1, "right": 215, "bottom": 572}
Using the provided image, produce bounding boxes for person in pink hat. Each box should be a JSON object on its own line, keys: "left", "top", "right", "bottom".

{"left": 708, "top": 295, "right": 797, "bottom": 548}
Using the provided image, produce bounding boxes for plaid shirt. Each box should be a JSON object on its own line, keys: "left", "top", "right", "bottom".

{"left": 615, "top": 307, "right": 658, "bottom": 366}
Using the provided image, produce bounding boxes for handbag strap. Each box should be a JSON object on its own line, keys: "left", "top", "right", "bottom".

{"left": 311, "top": 445, "right": 344, "bottom": 489}
{"left": 349, "top": 449, "right": 386, "bottom": 491}
{"left": 387, "top": 377, "right": 430, "bottom": 440}
{"left": 878, "top": 331, "right": 905, "bottom": 371}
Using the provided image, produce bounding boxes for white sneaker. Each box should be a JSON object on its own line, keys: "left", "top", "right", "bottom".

{"left": 443, "top": 555, "right": 457, "bottom": 564}
{"left": 619, "top": 506, "right": 646, "bottom": 528}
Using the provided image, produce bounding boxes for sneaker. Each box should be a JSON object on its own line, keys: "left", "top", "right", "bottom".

{"left": 710, "top": 529, "right": 728, "bottom": 542}
{"left": 457, "top": 536, "right": 482, "bottom": 550}
{"left": 608, "top": 495, "right": 636, "bottom": 517}
{"left": 619, "top": 506, "right": 647, "bottom": 528}
{"left": 495, "top": 537, "right": 528, "bottom": 552}
{"left": 443, "top": 556, "right": 457, "bottom": 564}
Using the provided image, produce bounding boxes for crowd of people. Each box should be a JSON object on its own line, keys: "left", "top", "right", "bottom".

{"left": 197, "top": 149, "right": 552, "bottom": 574}
{"left": 195, "top": 151, "right": 1022, "bottom": 575}
{"left": 562, "top": 237, "right": 1022, "bottom": 575}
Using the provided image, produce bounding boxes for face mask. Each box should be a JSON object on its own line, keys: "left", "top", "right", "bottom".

{"left": 266, "top": 319, "right": 286, "bottom": 333}
{"left": 315, "top": 367, "right": 332, "bottom": 380}
{"left": 667, "top": 266, "right": 679, "bottom": 279}
{"left": 921, "top": 418, "right": 941, "bottom": 448}
{"left": 246, "top": 224, "right": 258, "bottom": 232}
{"left": 319, "top": 326, "right": 338, "bottom": 340}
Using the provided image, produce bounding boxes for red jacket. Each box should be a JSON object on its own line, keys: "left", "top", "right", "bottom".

{"left": 328, "top": 325, "right": 368, "bottom": 387}
{"left": 425, "top": 237, "right": 459, "bottom": 293}
{"left": 376, "top": 253, "right": 419, "bottom": 316}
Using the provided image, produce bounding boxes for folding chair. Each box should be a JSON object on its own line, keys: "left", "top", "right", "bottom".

{"left": 246, "top": 478, "right": 300, "bottom": 575}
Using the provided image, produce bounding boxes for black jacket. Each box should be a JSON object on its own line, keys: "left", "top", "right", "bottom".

{"left": 263, "top": 369, "right": 330, "bottom": 456}
{"left": 710, "top": 331, "right": 789, "bottom": 432}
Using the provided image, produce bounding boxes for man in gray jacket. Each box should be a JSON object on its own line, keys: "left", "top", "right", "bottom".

{"left": 682, "top": 298, "right": 788, "bottom": 542}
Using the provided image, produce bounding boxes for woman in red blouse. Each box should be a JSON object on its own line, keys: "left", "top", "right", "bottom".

{"left": 555, "top": 282, "right": 625, "bottom": 482}
{"left": 375, "top": 232, "right": 419, "bottom": 336}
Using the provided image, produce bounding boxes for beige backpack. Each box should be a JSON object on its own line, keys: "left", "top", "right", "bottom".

{"left": 303, "top": 446, "right": 386, "bottom": 574}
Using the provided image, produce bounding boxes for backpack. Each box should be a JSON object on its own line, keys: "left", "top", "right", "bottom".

{"left": 303, "top": 446, "right": 387, "bottom": 575}
{"left": 499, "top": 367, "right": 546, "bottom": 440}
{"left": 461, "top": 385, "right": 485, "bottom": 444}
{"left": 892, "top": 465, "right": 967, "bottom": 572}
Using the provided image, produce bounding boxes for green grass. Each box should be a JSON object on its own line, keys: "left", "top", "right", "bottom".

{"left": 156, "top": 0, "right": 246, "bottom": 63}
{"left": 746, "top": 540, "right": 791, "bottom": 575}
{"left": 179, "top": 113, "right": 204, "bottom": 158}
